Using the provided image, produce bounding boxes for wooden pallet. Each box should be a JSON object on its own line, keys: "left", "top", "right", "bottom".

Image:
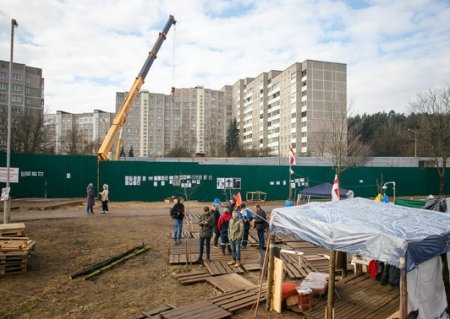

{"left": 160, "top": 301, "right": 231, "bottom": 319}
{"left": 172, "top": 270, "right": 211, "bottom": 285}
{"left": 208, "top": 284, "right": 268, "bottom": 312}
{"left": 281, "top": 252, "right": 318, "bottom": 279}
{"left": 135, "top": 304, "right": 177, "bottom": 319}
{"left": 302, "top": 274, "right": 399, "bottom": 319}
{"left": 242, "top": 262, "right": 261, "bottom": 272}
{"left": 0, "top": 238, "right": 34, "bottom": 251}
{"left": 204, "top": 260, "right": 244, "bottom": 275}
{"left": 0, "top": 263, "right": 28, "bottom": 276}
{"left": 0, "top": 223, "right": 26, "bottom": 237}
{"left": 206, "top": 273, "right": 256, "bottom": 292}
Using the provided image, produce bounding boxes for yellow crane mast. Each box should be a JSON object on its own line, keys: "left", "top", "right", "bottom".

{"left": 97, "top": 15, "right": 176, "bottom": 160}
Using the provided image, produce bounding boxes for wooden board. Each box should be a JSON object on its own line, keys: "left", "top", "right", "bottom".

{"left": 161, "top": 301, "right": 231, "bottom": 319}
{"left": 204, "top": 260, "right": 244, "bottom": 275}
{"left": 300, "top": 274, "right": 400, "bottom": 319}
{"left": 272, "top": 257, "right": 283, "bottom": 313}
{"left": 0, "top": 223, "right": 26, "bottom": 237}
{"left": 172, "top": 271, "right": 211, "bottom": 285}
{"left": 206, "top": 273, "right": 256, "bottom": 292}
{"left": 208, "top": 284, "right": 268, "bottom": 312}
{"left": 136, "top": 304, "right": 177, "bottom": 319}
{"left": 0, "top": 238, "right": 33, "bottom": 251}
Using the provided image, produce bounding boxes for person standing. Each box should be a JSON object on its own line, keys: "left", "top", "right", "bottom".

{"left": 217, "top": 209, "right": 232, "bottom": 255}
{"left": 86, "top": 183, "right": 95, "bottom": 214}
{"left": 228, "top": 210, "right": 244, "bottom": 267}
{"left": 238, "top": 204, "right": 253, "bottom": 248}
{"left": 170, "top": 198, "right": 185, "bottom": 245}
{"left": 196, "top": 206, "right": 215, "bottom": 263}
{"left": 100, "top": 184, "right": 109, "bottom": 214}
{"left": 254, "top": 204, "right": 268, "bottom": 251}
{"left": 211, "top": 203, "right": 221, "bottom": 247}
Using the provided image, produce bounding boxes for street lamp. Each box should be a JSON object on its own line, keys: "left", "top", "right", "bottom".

{"left": 407, "top": 129, "right": 417, "bottom": 158}
{"left": 3, "top": 19, "right": 19, "bottom": 224}
{"left": 382, "top": 181, "right": 396, "bottom": 204}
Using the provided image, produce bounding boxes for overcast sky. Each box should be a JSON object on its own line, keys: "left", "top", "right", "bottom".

{"left": 1, "top": 0, "right": 449, "bottom": 115}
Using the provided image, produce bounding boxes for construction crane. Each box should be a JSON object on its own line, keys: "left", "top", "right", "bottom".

{"left": 97, "top": 15, "right": 176, "bottom": 160}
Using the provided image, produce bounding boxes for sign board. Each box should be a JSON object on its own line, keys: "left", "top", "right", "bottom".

{"left": 0, "top": 167, "right": 19, "bottom": 183}
{"left": 216, "top": 177, "right": 241, "bottom": 190}
{"left": 1, "top": 187, "right": 10, "bottom": 201}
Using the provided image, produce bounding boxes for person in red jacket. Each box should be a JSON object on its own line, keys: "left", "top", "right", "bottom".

{"left": 217, "top": 209, "right": 232, "bottom": 255}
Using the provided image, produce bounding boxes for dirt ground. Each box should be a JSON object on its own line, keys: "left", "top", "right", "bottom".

{"left": 1, "top": 200, "right": 299, "bottom": 319}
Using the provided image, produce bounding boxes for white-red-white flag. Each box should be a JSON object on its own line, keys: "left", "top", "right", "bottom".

{"left": 331, "top": 174, "right": 340, "bottom": 201}
{"left": 289, "top": 146, "right": 296, "bottom": 165}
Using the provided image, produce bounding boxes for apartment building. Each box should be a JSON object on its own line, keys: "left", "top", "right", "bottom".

{"left": 116, "top": 86, "right": 232, "bottom": 158}
{"left": 0, "top": 61, "right": 44, "bottom": 151}
{"left": 45, "top": 110, "right": 115, "bottom": 154}
{"left": 233, "top": 60, "right": 346, "bottom": 157}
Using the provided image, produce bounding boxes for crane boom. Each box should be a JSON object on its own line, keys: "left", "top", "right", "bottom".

{"left": 97, "top": 15, "right": 176, "bottom": 160}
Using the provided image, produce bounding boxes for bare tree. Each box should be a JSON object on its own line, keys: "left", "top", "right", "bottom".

{"left": 310, "top": 103, "right": 371, "bottom": 178}
{"left": 4, "top": 109, "right": 48, "bottom": 153}
{"left": 410, "top": 86, "right": 450, "bottom": 195}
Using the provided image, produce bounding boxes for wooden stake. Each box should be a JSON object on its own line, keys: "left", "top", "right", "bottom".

{"left": 265, "top": 234, "right": 276, "bottom": 311}
{"left": 254, "top": 237, "right": 271, "bottom": 318}
{"left": 326, "top": 250, "right": 336, "bottom": 319}
{"left": 69, "top": 243, "right": 144, "bottom": 279}
{"left": 400, "top": 258, "right": 407, "bottom": 319}
{"left": 84, "top": 246, "right": 149, "bottom": 280}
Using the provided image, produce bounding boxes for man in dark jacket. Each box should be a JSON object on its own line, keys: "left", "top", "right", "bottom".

{"left": 254, "top": 204, "right": 268, "bottom": 251}
{"left": 196, "top": 206, "right": 215, "bottom": 263}
{"left": 170, "top": 198, "right": 185, "bottom": 245}
{"left": 211, "top": 204, "right": 221, "bottom": 247}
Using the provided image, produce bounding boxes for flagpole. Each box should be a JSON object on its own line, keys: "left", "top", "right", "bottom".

{"left": 288, "top": 163, "right": 292, "bottom": 201}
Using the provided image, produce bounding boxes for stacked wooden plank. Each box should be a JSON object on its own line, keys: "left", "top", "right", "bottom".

{"left": 0, "top": 222, "right": 26, "bottom": 237}
{"left": 0, "top": 223, "right": 35, "bottom": 276}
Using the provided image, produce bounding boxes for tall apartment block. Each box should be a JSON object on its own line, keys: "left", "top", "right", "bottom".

{"left": 233, "top": 60, "right": 346, "bottom": 157}
{"left": 116, "top": 86, "right": 232, "bottom": 158}
{"left": 0, "top": 61, "right": 44, "bottom": 151}
{"left": 44, "top": 110, "right": 115, "bottom": 154}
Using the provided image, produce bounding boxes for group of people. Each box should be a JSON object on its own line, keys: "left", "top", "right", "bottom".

{"left": 85, "top": 183, "right": 110, "bottom": 215}
{"left": 169, "top": 197, "right": 269, "bottom": 267}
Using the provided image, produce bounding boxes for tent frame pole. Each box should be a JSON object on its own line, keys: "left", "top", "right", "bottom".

{"left": 400, "top": 258, "right": 407, "bottom": 319}
{"left": 326, "top": 249, "right": 336, "bottom": 319}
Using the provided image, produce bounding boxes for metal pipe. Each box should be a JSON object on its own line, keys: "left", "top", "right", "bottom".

{"left": 3, "top": 19, "right": 18, "bottom": 224}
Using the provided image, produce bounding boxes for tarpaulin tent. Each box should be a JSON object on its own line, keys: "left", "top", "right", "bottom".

{"left": 270, "top": 197, "right": 450, "bottom": 318}
{"left": 298, "top": 183, "right": 353, "bottom": 202}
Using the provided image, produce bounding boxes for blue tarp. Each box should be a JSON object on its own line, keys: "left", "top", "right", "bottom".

{"left": 270, "top": 197, "right": 450, "bottom": 270}
{"left": 299, "top": 183, "right": 352, "bottom": 199}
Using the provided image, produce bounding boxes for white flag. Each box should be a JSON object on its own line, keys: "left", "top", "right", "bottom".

{"left": 331, "top": 174, "right": 340, "bottom": 201}
{"left": 289, "top": 146, "right": 296, "bottom": 165}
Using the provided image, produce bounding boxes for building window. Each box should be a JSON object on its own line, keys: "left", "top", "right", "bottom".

{"left": 13, "top": 84, "right": 22, "bottom": 92}
{"left": 0, "top": 71, "right": 6, "bottom": 79}
{"left": 25, "top": 87, "right": 31, "bottom": 94}
{"left": 0, "top": 83, "right": 6, "bottom": 90}
{"left": 26, "top": 77, "right": 31, "bottom": 84}
{"left": 12, "top": 73, "right": 22, "bottom": 81}
{"left": 12, "top": 95, "right": 22, "bottom": 103}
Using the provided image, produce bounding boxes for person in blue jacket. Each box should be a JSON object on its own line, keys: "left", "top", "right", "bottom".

{"left": 238, "top": 204, "right": 253, "bottom": 248}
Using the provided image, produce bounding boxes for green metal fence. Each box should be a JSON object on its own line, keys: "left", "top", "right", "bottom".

{"left": 0, "top": 153, "right": 97, "bottom": 198}
{"left": 1, "top": 153, "right": 449, "bottom": 201}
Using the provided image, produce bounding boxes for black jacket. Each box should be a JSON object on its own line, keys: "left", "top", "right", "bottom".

{"left": 170, "top": 203, "right": 185, "bottom": 220}
{"left": 254, "top": 208, "right": 268, "bottom": 231}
